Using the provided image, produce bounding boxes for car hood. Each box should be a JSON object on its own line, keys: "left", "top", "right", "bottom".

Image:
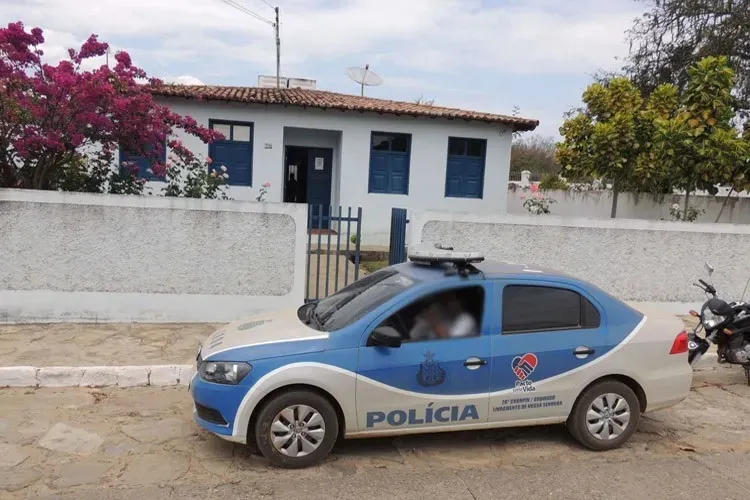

{"left": 199, "top": 307, "right": 328, "bottom": 360}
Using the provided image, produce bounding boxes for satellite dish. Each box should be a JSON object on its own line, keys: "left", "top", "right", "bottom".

{"left": 346, "top": 64, "right": 383, "bottom": 96}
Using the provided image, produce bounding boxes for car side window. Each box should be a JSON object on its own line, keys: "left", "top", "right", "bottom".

{"left": 502, "top": 284, "right": 601, "bottom": 334}
{"left": 371, "top": 286, "right": 485, "bottom": 344}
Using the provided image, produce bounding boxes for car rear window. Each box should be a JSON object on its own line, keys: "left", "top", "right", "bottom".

{"left": 502, "top": 285, "right": 601, "bottom": 334}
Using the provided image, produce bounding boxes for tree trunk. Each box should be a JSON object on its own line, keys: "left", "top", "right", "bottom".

{"left": 610, "top": 180, "right": 619, "bottom": 218}
{"left": 683, "top": 189, "right": 691, "bottom": 217}
{"left": 714, "top": 186, "right": 735, "bottom": 223}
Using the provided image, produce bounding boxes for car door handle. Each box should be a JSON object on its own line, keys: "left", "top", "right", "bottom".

{"left": 574, "top": 346, "right": 595, "bottom": 358}
{"left": 464, "top": 357, "right": 488, "bottom": 370}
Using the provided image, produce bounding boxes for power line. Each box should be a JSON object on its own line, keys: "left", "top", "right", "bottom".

{"left": 257, "top": 0, "right": 276, "bottom": 10}
{"left": 217, "top": 0, "right": 275, "bottom": 26}
{"left": 215, "top": 0, "right": 282, "bottom": 89}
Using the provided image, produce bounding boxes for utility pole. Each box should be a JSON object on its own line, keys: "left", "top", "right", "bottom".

{"left": 274, "top": 6, "right": 281, "bottom": 89}
{"left": 216, "top": 0, "right": 282, "bottom": 88}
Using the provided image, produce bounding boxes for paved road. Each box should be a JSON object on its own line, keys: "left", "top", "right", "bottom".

{"left": 1, "top": 362, "right": 749, "bottom": 499}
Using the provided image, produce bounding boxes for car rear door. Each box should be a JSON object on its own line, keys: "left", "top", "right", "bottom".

{"left": 355, "top": 281, "right": 494, "bottom": 434}
{"left": 488, "top": 279, "right": 608, "bottom": 424}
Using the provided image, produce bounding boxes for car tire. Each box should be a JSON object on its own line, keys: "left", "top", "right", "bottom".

{"left": 254, "top": 390, "right": 339, "bottom": 469}
{"left": 567, "top": 380, "right": 640, "bottom": 451}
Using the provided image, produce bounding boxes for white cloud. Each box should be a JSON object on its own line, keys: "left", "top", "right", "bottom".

{"left": 3, "top": 0, "right": 640, "bottom": 77}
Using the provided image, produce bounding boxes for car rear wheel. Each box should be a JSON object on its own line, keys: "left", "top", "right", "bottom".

{"left": 254, "top": 390, "right": 339, "bottom": 469}
{"left": 567, "top": 380, "right": 640, "bottom": 451}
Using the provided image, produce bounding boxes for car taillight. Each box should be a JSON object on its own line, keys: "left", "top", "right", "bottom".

{"left": 670, "top": 330, "right": 689, "bottom": 355}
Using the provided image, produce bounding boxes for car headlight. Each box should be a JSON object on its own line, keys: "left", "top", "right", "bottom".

{"left": 198, "top": 361, "right": 252, "bottom": 385}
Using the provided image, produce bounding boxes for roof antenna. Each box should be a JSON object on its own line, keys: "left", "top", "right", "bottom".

{"left": 346, "top": 64, "right": 383, "bottom": 96}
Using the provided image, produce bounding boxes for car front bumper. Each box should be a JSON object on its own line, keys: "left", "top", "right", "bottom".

{"left": 190, "top": 372, "right": 249, "bottom": 443}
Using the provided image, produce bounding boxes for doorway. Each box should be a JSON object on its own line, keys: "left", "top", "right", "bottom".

{"left": 284, "top": 146, "right": 333, "bottom": 228}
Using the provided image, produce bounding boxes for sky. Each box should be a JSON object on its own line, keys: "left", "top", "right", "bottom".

{"left": 1, "top": 0, "right": 646, "bottom": 140}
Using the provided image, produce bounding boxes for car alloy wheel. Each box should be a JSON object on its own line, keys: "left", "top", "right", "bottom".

{"left": 254, "top": 390, "right": 339, "bottom": 468}
{"left": 270, "top": 405, "right": 326, "bottom": 457}
{"left": 567, "top": 379, "right": 640, "bottom": 451}
{"left": 585, "top": 393, "right": 631, "bottom": 441}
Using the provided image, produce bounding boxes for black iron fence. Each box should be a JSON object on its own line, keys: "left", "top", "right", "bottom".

{"left": 305, "top": 205, "right": 362, "bottom": 302}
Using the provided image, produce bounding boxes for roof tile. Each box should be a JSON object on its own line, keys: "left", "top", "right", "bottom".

{"left": 151, "top": 85, "right": 539, "bottom": 131}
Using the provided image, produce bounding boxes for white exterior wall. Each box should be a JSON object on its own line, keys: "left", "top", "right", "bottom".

{"left": 0, "top": 189, "right": 308, "bottom": 323}
{"left": 507, "top": 188, "right": 750, "bottom": 224}
{"left": 150, "top": 97, "right": 514, "bottom": 244}
{"left": 410, "top": 210, "right": 750, "bottom": 311}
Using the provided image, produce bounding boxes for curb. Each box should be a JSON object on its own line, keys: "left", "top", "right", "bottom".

{"left": 0, "top": 365, "right": 194, "bottom": 388}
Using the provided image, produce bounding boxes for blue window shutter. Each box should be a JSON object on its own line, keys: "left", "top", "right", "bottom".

{"left": 119, "top": 142, "right": 165, "bottom": 181}
{"left": 208, "top": 121, "right": 254, "bottom": 186}
{"left": 368, "top": 132, "right": 411, "bottom": 194}
{"left": 445, "top": 138, "right": 486, "bottom": 199}
{"left": 369, "top": 152, "right": 389, "bottom": 193}
{"left": 388, "top": 154, "right": 408, "bottom": 195}
{"left": 445, "top": 157, "right": 463, "bottom": 197}
{"left": 211, "top": 141, "right": 252, "bottom": 186}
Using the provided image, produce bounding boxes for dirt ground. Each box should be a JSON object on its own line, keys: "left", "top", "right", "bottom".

{"left": 1, "top": 360, "right": 749, "bottom": 499}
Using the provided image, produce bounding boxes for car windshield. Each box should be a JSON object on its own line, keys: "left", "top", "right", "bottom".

{"left": 305, "top": 269, "right": 416, "bottom": 332}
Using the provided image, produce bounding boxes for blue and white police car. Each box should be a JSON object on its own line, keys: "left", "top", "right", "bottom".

{"left": 191, "top": 247, "right": 693, "bottom": 469}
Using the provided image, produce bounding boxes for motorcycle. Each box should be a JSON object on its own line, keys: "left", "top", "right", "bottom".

{"left": 687, "top": 262, "right": 750, "bottom": 385}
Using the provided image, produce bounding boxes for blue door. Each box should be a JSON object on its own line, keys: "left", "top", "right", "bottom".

{"left": 307, "top": 148, "right": 333, "bottom": 229}
{"left": 355, "top": 282, "right": 493, "bottom": 433}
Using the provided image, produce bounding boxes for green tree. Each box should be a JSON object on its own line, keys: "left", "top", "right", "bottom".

{"left": 556, "top": 77, "right": 679, "bottom": 217}
{"left": 626, "top": 0, "right": 750, "bottom": 114}
{"left": 650, "top": 56, "right": 750, "bottom": 215}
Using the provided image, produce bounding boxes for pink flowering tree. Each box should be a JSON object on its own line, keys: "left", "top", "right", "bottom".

{"left": 0, "top": 21, "right": 225, "bottom": 196}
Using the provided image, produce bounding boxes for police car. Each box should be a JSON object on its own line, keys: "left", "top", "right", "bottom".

{"left": 191, "top": 247, "right": 693, "bottom": 469}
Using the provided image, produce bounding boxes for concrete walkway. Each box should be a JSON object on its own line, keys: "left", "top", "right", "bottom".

{"left": 0, "top": 323, "right": 218, "bottom": 367}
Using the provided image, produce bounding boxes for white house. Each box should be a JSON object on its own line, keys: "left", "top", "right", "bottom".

{"left": 134, "top": 85, "right": 538, "bottom": 244}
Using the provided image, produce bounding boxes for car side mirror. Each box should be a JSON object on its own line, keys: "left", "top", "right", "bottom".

{"left": 368, "top": 326, "right": 402, "bottom": 348}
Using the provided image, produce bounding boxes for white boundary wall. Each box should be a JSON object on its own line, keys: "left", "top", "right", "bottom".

{"left": 409, "top": 210, "right": 750, "bottom": 312}
{"left": 0, "top": 189, "right": 308, "bottom": 323}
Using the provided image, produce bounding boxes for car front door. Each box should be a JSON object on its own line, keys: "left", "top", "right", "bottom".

{"left": 489, "top": 280, "right": 608, "bottom": 424}
{"left": 355, "top": 282, "right": 494, "bottom": 434}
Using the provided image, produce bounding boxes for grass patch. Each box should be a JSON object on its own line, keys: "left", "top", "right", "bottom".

{"left": 361, "top": 260, "right": 389, "bottom": 274}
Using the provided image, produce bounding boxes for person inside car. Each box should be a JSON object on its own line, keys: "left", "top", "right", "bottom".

{"left": 409, "top": 291, "right": 478, "bottom": 341}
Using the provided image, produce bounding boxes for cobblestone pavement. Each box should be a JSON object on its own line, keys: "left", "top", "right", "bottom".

{"left": 1, "top": 360, "right": 749, "bottom": 499}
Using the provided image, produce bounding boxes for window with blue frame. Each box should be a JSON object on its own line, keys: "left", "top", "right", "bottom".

{"left": 368, "top": 132, "right": 411, "bottom": 195}
{"left": 119, "top": 141, "right": 167, "bottom": 181}
{"left": 208, "top": 120, "right": 254, "bottom": 186}
{"left": 445, "top": 137, "right": 487, "bottom": 199}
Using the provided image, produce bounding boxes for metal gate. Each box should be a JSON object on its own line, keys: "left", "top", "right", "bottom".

{"left": 305, "top": 205, "right": 362, "bottom": 302}
{"left": 388, "top": 207, "right": 409, "bottom": 265}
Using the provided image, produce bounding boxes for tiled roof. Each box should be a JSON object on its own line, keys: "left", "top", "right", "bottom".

{"left": 151, "top": 85, "right": 539, "bottom": 131}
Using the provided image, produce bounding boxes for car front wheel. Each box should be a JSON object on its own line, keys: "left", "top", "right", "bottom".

{"left": 567, "top": 380, "right": 640, "bottom": 451}
{"left": 254, "top": 390, "right": 339, "bottom": 469}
